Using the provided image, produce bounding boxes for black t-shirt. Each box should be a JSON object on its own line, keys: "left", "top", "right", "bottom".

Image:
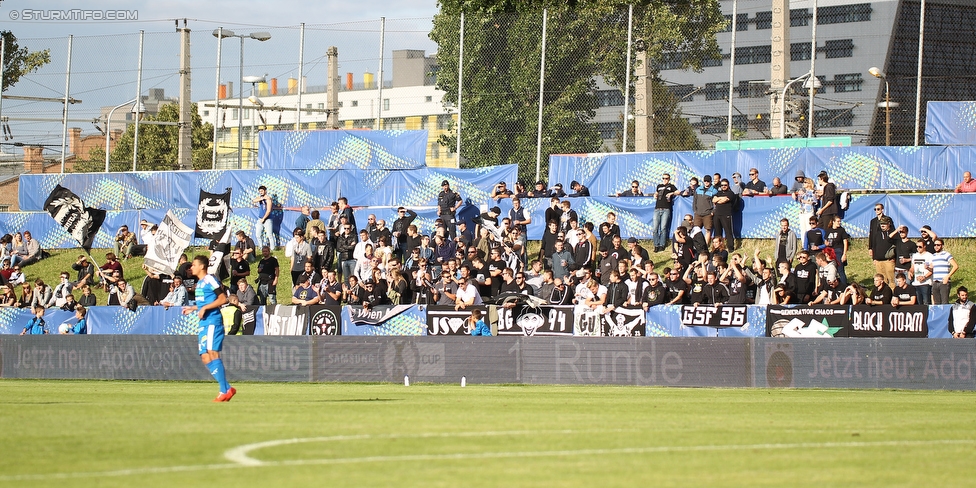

{"left": 641, "top": 282, "right": 668, "bottom": 307}
{"left": 257, "top": 256, "right": 279, "bottom": 284}
{"left": 870, "top": 284, "right": 893, "bottom": 305}
{"left": 793, "top": 261, "right": 817, "bottom": 299}
{"left": 825, "top": 227, "right": 848, "bottom": 252}
{"left": 894, "top": 239, "right": 916, "bottom": 269}
{"left": 664, "top": 277, "right": 687, "bottom": 304}
{"left": 712, "top": 189, "right": 738, "bottom": 216}
{"left": 230, "top": 259, "right": 250, "bottom": 287}
{"left": 655, "top": 183, "right": 678, "bottom": 209}
{"left": 687, "top": 278, "right": 706, "bottom": 305}
{"left": 893, "top": 283, "right": 916, "bottom": 303}
{"left": 820, "top": 182, "right": 837, "bottom": 216}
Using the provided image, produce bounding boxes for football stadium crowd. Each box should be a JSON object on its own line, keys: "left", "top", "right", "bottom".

{"left": 9, "top": 168, "right": 976, "bottom": 337}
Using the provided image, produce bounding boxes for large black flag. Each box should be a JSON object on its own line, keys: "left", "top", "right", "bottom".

{"left": 195, "top": 188, "right": 232, "bottom": 239}
{"left": 44, "top": 185, "right": 105, "bottom": 252}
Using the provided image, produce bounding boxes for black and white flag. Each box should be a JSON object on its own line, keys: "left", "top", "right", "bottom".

{"left": 43, "top": 185, "right": 105, "bottom": 252}
{"left": 195, "top": 188, "right": 231, "bottom": 240}
{"left": 144, "top": 211, "right": 192, "bottom": 276}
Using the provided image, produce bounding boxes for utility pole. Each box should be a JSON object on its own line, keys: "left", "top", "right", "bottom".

{"left": 769, "top": 0, "right": 790, "bottom": 138}
{"left": 177, "top": 19, "right": 193, "bottom": 170}
{"left": 634, "top": 45, "right": 653, "bottom": 152}
{"left": 326, "top": 46, "right": 339, "bottom": 128}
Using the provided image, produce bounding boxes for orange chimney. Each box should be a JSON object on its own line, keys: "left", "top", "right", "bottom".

{"left": 24, "top": 146, "right": 45, "bottom": 174}
{"left": 270, "top": 78, "right": 278, "bottom": 96}
{"left": 219, "top": 84, "right": 227, "bottom": 100}
{"left": 346, "top": 73, "right": 353, "bottom": 90}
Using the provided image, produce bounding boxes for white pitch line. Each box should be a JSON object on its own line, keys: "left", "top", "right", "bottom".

{"left": 2, "top": 437, "right": 973, "bottom": 482}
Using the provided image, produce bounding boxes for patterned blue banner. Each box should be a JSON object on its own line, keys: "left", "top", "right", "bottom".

{"left": 257, "top": 130, "right": 427, "bottom": 170}
{"left": 549, "top": 146, "right": 974, "bottom": 195}
{"left": 18, "top": 166, "right": 517, "bottom": 212}
{"left": 925, "top": 101, "right": 976, "bottom": 145}
{"left": 0, "top": 303, "right": 953, "bottom": 338}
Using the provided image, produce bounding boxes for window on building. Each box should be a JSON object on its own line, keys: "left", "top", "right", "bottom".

{"left": 437, "top": 114, "right": 452, "bottom": 130}
{"left": 696, "top": 116, "right": 727, "bottom": 134}
{"left": 735, "top": 45, "right": 771, "bottom": 65}
{"left": 244, "top": 109, "right": 251, "bottom": 120}
{"left": 232, "top": 109, "right": 238, "bottom": 120}
{"left": 421, "top": 116, "right": 429, "bottom": 130}
{"left": 595, "top": 89, "right": 624, "bottom": 107}
{"left": 755, "top": 11, "right": 773, "bottom": 30}
{"left": 317, "top": 103, "right": 325, "bottom": 111}
{"left": 338, "top": 101, "right": 343, "bottom": 108}
{"left": 702, "top": 51, "right": 724, "bottom": 68}
{"left": 737, "top": 81, "right": 769, "bottom": 99}
{"left": 383, "top": 117, "right": 405, "bottom": 130}
{"left": 202, "top": 110, "right": 210, "bottom": 117}
{"left": 833, "top": 73, "right": 863, "bottom": 93}
{"left": 704, "top": 82, "right": 730, "bottom": 101}
{"left": 351, "top": 100, "right": 358, "bottom": 107}
{"left": 352, "top": 119, "right": 372, "bottom": 129}
{"left": 305, "top": 104, "right": 312, "bottom": 115}
{"left": 668, "top": 84, "right": 697, "bottom": 101}
{"left": 658, "top": 52, "right": 685, "bottom": 71}
{"left": 431, "top": 143, "right": 440, "bottom": 159}
{"left": 595, "top": 122, "right": 623, "bottom": 140}
{"left": 823, "top": 39, "right": 855, "bottom": 59}
{"left": 790, "top": 8, "right": 810, "bottom": 27}
{"left": 425, "top": 96, "right": 433, "bottom": 102}
{"left": 818, "top": 3, "right": 872, "bottom": 24}
{"left": 791, "top": 43, "right": 811, "bottom": 61}
{"left": 383, "top": 99, "right": 390, "bottom": 111}
{"left": 815, "top": 108, "right": 855, "bottom": 128}
{"left": 720, "top": 13, "right": 749, "bottom": 32}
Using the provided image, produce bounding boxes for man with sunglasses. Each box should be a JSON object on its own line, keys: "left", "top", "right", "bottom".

{"left": 909, "top": 239, "right": 934, "bottom": 306}
{"left": 617, "top": 180, "right": 645, "bottom": 197}
{"left": 711, "top": 178, "right": 739, "bottom": 250}
{"left": 652, "top": 174, "right": 679, "bottom": 253}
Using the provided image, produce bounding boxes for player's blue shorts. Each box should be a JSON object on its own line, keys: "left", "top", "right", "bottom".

{"left": 198, "top": 321, "right": 225, "bottom": 355}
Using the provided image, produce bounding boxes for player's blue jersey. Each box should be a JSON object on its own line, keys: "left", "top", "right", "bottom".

{"left": 194, "top": 274, "right": 224, "bottom": 327}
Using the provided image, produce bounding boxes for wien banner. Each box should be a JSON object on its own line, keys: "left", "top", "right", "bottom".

{"left": 767, "top": 305, "right": 851, "bottom": 337}
{"left": 426, "top": 305, "right": 488, "bottom": 335}
{"left": 346, "top": 305, "right": 414, "bottom": 325}
{"left": 497, "top": 305, "right": 574, "bottom": 336}
{"left": 263, "top": 305, "right": 309, "bottom": 336}
{"left": 850, "top": 305, "right": 928, "bottom": 338}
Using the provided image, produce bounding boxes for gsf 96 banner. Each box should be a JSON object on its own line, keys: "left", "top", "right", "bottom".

{"left": 497, "top": 305, "right": 574, "bottom": 336}
{"left": 680, "top": 305, "right": 748, "bottom": 328}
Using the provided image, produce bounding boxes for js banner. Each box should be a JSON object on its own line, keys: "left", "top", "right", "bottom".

{"left": 426, "top": 305, "right": 488, "bottom": 335}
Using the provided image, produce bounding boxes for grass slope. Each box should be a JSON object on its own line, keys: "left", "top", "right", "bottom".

{"left": 0, "top": 381, "right": 974, "bottom": 487}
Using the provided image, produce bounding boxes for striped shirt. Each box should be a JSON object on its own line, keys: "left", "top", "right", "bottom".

{"left": 931, "top": 250, "right": 954, "bottom": 280}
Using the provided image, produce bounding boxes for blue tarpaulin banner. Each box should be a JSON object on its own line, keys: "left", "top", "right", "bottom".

{"left": 18, "top": 166, "right": 518, "bottom": 212}
{"left": 257, "top": 130, "right": 428, "bottom": 170}
{"left": 0, "top": 303, "right": 953, "bottom": 338}
{"left": 925, "top": 101, "right": 976, "bottom": 146}
{"left": 548, "top": 146, "right": 975, "bottom": 195}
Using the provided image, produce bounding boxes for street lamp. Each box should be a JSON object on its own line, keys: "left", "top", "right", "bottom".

{"left": 243, "top": 75, "right": 265, "bottom": 167}
{"left": 104, "top": 98, "right": 136, "bottom": 172}
{"left": 130, "top": 102, "right": 146, "bottom": 171}
{"left": 212, "top": 29, "right": 271, "bottom": 169}
{"left": 778, "top": 71, "right": 822, "bottom": 139}
{"left": 869, "top": 66, "right": 898, "bottom": 146}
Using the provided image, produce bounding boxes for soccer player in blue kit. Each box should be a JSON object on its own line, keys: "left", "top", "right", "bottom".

{"left": 182, "top": 255, "right": 236, "bottom": 402}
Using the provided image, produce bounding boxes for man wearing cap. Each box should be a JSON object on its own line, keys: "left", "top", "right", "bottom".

{"left": 627, "top": 237, "right": 649, "bottom": 263}
{"left": 489, "top": 181, "right": 513, "bottom": 202}
{"left": 692, "top": 175, "right": 717, "bottom": 241}
{"left": 551, "top": 183, "right": 567, "bottom": 198}
{"left": 139, "top": 219, "right": 153, "bottom": 245}
{"left": 869, "top": 216, "right": 897, "bottom": 284}
{"left": 437, "top": 180, "right": 462, "bottom": 240}
{"left": 568, "top": 180, "right": 589, "bottom": 197}
{"left": 528, "top": 181, "right": 550, "bottom": 198}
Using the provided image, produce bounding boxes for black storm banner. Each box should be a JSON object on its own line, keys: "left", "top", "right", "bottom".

{"left": 195, "top": 188, "right": 232, "bottom": 240}
{"left": 44, "top": 185, "right": 105, "bottom": 252}
{"left": 850, "top": 305, "right": 928, "bottom": 338}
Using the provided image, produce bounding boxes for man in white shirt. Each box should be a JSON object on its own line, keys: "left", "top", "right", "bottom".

{"left": 909, "top": 239, "right": 934, "bottom": 306}
{"left": 950, "top": 286, "right": 976, "bottom": 338}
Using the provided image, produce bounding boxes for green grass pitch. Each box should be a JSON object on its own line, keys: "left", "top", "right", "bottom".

{"left": 1, "top": 380, "right": 975, "bottom": 487}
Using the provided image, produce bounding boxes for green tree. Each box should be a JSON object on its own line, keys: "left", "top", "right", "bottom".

{"left": 430, "top": 0, "right": 725, "bottom": 181}
{"left": 1, "top": 31, "right": 51, "bottom": 91}
{"left": 74, "top": 103, "right": 214, "bottom": 172}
